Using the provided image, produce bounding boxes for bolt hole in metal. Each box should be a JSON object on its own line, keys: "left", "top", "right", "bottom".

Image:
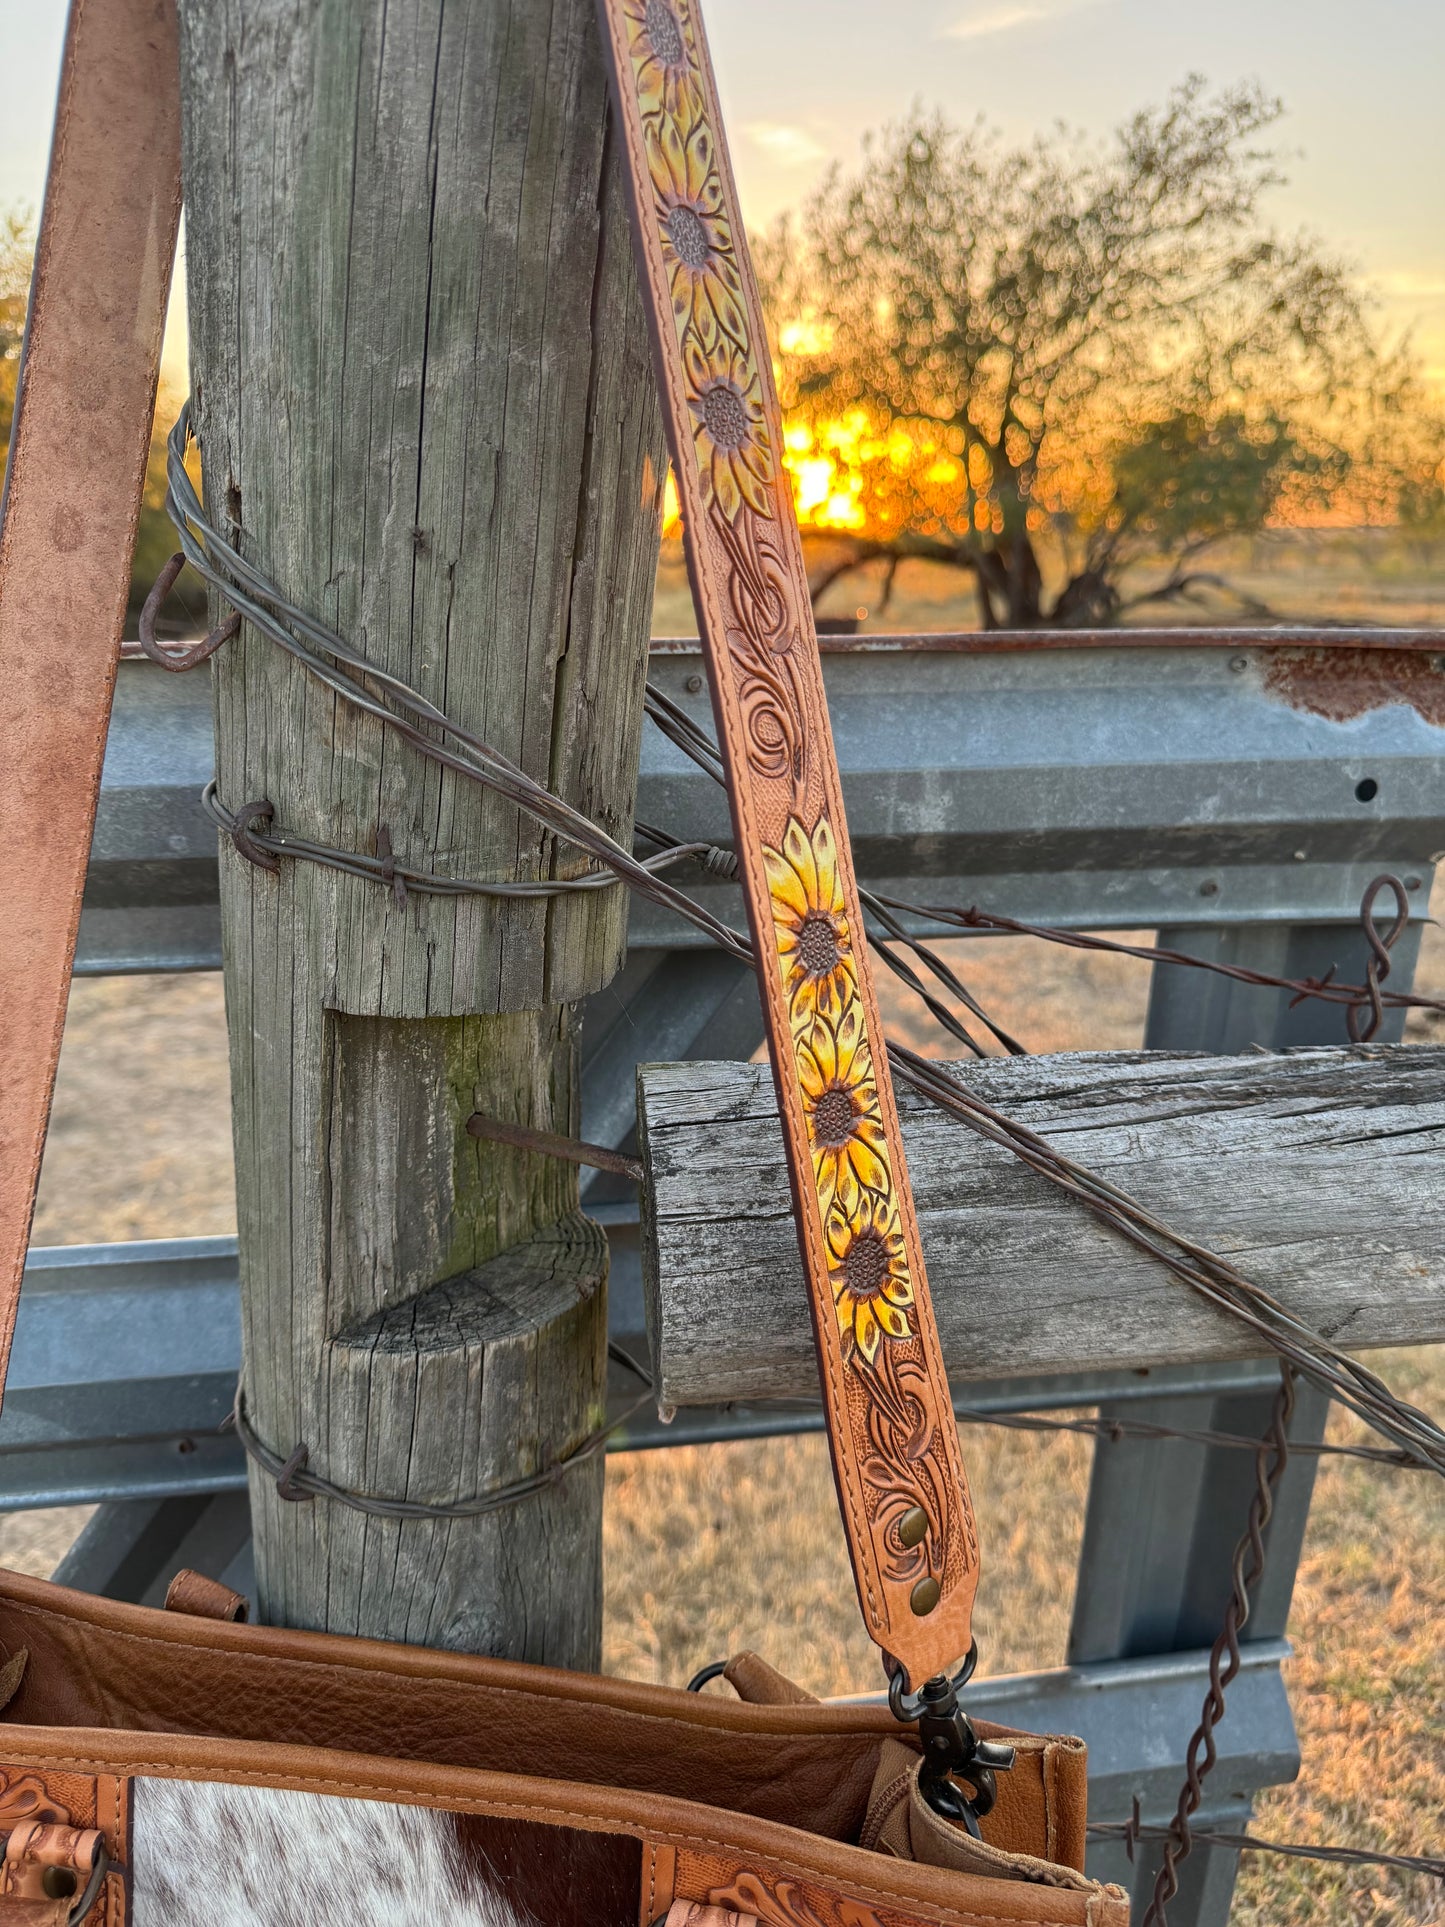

{"left": 1355, "top": 776, "right": 1379, "bottom": 803}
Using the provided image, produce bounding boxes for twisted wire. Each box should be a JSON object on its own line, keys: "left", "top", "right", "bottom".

{"left": 1141, "top": 1364, "right": 1296, "bottom": 1927}
{"left": 1093, "top": 1813, "right": 1445, "bottom": 1885}
{"left": 153, "top": 411, "right": 1445, "bottom": 1482}
{"left": 201, "top": 782, "right": 731, "bottom": 905}
{"left": 228, "top": 1344, "right": 655, "bottom": 1521}
{"left": 1347, "top": 873, "right": 1411, "bottom": 1041}
{"left": 903, "top": 899, "right": 1445, "bottom": 1024}
{"left": 642, "top": 688, "right": 1445, "bottom": 1031}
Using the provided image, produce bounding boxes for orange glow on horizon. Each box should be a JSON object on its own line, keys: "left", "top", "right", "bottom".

{"left": 657, "top": 397, "right": 1435, "bottom": 545}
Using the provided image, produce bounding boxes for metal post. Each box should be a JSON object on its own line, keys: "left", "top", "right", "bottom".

{"left": 1072, "top": 915, "right": 1425, "bottom": 1922}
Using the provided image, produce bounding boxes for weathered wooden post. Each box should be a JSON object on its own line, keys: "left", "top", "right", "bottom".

{"left": 174, "top": 0, "right": 663, "bottom": 1663}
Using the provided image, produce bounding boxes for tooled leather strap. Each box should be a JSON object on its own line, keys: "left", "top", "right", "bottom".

{"left": 0, "top": 1822, "right": 107, "bottom": 1923}
{"left": 0, "top": 0, "right": 182, "bottom": 1406}
{"left": 597, "top": 0, "right": 979, "bottom": 1681}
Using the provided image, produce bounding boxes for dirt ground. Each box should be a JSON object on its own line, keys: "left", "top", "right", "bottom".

{"left": 18, "top": 900, "right": 1445, "bottom": 1925}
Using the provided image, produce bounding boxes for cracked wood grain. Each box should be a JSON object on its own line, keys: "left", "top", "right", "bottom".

{"left": 176, "top": 0, "right": 661, "bottom": 1658}
{"left": 639, "top": 1046, "right": 1445, "bottom": 1405}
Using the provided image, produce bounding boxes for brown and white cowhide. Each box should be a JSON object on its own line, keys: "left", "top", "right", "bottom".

{"left": 131, "top": 1777, "right": 641, "bottom": 1925}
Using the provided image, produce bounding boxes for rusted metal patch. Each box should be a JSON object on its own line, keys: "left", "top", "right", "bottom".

{"left": 1263, "top": 648, "right": 1445, "bottom": 725}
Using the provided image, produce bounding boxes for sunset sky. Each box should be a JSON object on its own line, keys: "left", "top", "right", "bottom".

{"left": 4, "top": 0, "right": 1442, "bottom": 384}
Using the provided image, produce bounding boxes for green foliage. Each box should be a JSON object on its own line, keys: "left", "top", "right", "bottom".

{"left": 760, "top": 80, "right": 1444, "bottom": 627}
{"left": 1108, "top": 408, "right": 1344, "bottom": 550}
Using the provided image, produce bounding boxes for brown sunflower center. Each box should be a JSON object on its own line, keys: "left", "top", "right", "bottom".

{"left": 797, "top": 912, "right": 841, "bottom": 977}
{"left": 645, "top": 1, "right": 686, "bottom": 66}
{"left": 812, "top": 1087, "right": 857, "bottom": 1147}
{"left": 701, "top": 381, "right": 751, "bottom": 451}
{"left": 844, "top": 1231, "right": 890, "bottom": 1301}
{"left": 666, "top": 203, "right": 712, "bottom": 269}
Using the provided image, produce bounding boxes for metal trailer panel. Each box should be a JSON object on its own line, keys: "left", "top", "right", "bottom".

{"left": 79, "top": 640, "right": 1445, "bottom": 971}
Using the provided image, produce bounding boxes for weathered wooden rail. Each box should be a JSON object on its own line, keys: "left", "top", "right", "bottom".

{"left": 638, "top": 1045, "right": 1445, "bottom": 1406}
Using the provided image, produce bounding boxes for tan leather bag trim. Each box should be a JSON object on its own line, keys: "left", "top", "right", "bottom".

{"left": 0, "top": 0, "right": 182, "bottom": 1403}
{"left": 644, "top": 1842, "right": 680, "bottom": 1924}
{"left": 0, "top": 1729, "right": 1121, "bottom": 1927}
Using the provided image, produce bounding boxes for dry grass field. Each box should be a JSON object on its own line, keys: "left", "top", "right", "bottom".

{"left": 651, "top": 528, "right": 1445, "bottom": 638}
{"left": 18, "top": 901, "right": 1445, "bottom": 1924}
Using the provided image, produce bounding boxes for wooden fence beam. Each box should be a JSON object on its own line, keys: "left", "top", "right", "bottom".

{"left": 176, "top": 0, "right": 662, "bottom": 1661}
{"left": 639, "top": 1047, "right": 1445, "bottom": 1406}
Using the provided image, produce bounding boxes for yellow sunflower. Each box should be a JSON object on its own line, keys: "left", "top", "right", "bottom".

{"left": 652, "top": 114, "right": 748, "bottom": 357}
{"left": 798, "top": 1000, "right": 890, "bottom": 1207}
{"left": 623, "top": 0, "right": 704, "bottom": 129}
{"left": 682, "top": 334, "right": 775, "bottom": 523}
{"left": 762, "top": 814, "right": 856, "bottom": 1030}
{"left": 826, "top": 1190, "right": 914, "bottom": 1365}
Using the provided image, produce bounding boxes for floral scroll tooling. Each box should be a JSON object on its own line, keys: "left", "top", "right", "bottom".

{"left": 710, "top": 1871, "right": 886, "bottom": 1927}
{"left": 0, "top": 1773, "right": 69, "bottom": 1830}
{"left": 763, "top": 815, "right": 916, "bottom": 1366}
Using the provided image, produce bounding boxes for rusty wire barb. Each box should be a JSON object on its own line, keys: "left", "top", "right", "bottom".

{"left": 1346, "top": 873, "right": 1411, "bottom": 1042}
{"left": 873, "top": 893, "right": 1442, "bottom": 1031}
{"left": 1095, "top": 1806, "right": 1445, "bottom": 1886}
{"left": 1141, "top": 1364, "right": 1295, "bottom": 1927}
{"left": 138, "top": 551, "right": 239, "bottom": 671}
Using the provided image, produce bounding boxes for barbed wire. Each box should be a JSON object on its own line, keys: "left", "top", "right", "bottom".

{"left": 954, "top": 1404, "right": 1417, "bottom": 1468}
{"left": 1091, "top": 1806, "right": 1445, "bottom": 1885}
{"left": 150, "top": 417, "right": 1442, "bottom": 1904}
{"left": 150, "top": 407, "right": 1445, "bottom": 1481}
{"left": 200, "top": 783, "right": 736, "bottom": 904}
{"left": 228, "top": 1343, "right": 655, "bottom": 1520}
{"left": 1142, "top": 1365, "right": 1295, "bottom": 1926}
{"left": 641, "top": 687, "right": 1444, "bottom": 1039}
{"left": 867, "top": 898, "right": 1441, "bottom": 1030}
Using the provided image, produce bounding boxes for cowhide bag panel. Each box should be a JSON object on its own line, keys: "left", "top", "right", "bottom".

{"left": 129, "top": 1780, "right": 641, "bottom": 1927}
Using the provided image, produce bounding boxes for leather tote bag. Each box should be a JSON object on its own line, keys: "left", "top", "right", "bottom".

{"left": 0, "top": 0, "right": 1128, "bottom": 1922}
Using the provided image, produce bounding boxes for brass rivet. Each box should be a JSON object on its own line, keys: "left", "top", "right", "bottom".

{"left": 910, "top": 1575, "right": 941, "bottom": 1616}
{"left": 41, "top": 1868, "right": 78, "bottom": 1901}
{"left": 898, "top": 1505, "right": 929, "bottom": 1549}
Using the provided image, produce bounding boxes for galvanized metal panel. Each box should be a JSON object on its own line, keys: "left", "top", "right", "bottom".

{"left": 80, "top": 640, "right": 1445, "bottom": 970}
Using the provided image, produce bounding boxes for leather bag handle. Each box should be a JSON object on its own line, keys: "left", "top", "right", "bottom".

{"left": 0, "top": 0, "right": 980, "bottom": 1686}
{"left": 0, "top": 0, "right": 183, "bottom": 1404}
{"left": 595, "top": 0, "right": 980, "bottom": 1681}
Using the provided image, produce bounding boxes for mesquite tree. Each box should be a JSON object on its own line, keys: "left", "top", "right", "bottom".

{"left": 760, "top": 79, "right": 1438, "bottom": 628}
